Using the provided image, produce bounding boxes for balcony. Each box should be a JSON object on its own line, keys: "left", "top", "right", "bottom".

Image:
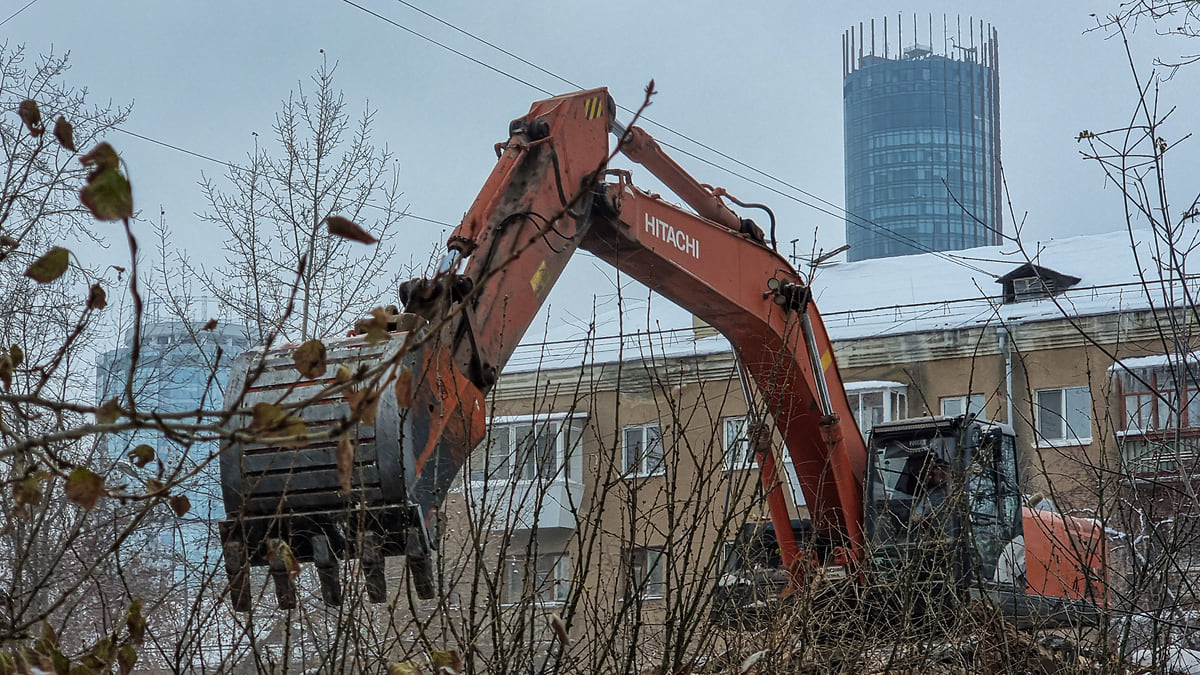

{"left": 465, "top": 478, "right": 583, "bottom": 533}
{"left": 1119, "top": 431, "right": 1200, "bottom": 481}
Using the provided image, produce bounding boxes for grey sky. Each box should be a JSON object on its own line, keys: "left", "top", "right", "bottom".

{"left": 9, "top": 1, "right": 1199, "bottom": 293}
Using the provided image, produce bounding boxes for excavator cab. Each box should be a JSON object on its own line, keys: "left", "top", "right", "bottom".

{"left": 864, "top": 416, "right": 1023, "bottom": 614}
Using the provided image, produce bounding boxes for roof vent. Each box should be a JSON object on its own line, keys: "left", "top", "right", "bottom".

{"left": 997, "top": 263, "right": 1080, "bottom": 304}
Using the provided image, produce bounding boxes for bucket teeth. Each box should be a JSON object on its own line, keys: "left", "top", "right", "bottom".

{"left": 312, "top": 534, "right": 343, "bottom": 606}
{"left": 361, "top": 531, "right": 387, "bottom": 603}
{"left": 223, "top": 540, "right": 252, "bottom": 612}
{"left": 267, "top": 538, "right": 298, "bottom": 610}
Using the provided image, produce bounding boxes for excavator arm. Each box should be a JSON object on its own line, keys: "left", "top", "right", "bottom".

{"left": 580, "top": 177, "right": 867, "bottom": 566}
{"left": 412, "top": 87, "right": 870, "bottom": 561}
{"left": 219, "top": 87, "right": 884, "bottom": 608}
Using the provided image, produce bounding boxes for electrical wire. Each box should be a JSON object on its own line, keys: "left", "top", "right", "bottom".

{"left": 505, "top": 274, "right": 1185, "bottom": 352}
{"left": 356, "top": 0, "right": 995, "bottom": 273}
{"left": 338, "top": 0, "right": 553, "bottom": 96}
{"left": 8, "top": 0, "right": 996, "bottom": 273}
{"left": 0, "top": 0, "right": 41, "bottom": 28}
{"left": 109, "top": 126, "right": 454, "bottom": 228}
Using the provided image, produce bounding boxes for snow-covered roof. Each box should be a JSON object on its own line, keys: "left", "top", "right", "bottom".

{"left": 505, "top": 227, "right": 1194, "bottom": 374}
{"left": 1107, "top": 351, "right": 1200, "bottom": 374}
{"left": 814, "top": 227, "right": 1195, "bottom": 341}
{"left": 843, "top": 380, "right": 907, "bottom": 391}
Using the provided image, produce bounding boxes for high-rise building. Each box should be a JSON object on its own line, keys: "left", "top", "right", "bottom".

{"left": 842, "top": 15, "right": 1001, "bottom": 261}
{"left": 95, "top": 301, "right": 250, "bottom": 575}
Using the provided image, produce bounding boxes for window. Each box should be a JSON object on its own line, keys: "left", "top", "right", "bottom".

{"left": 845, "top": 382, "right": 908, "bottom": 438}
{"left": 999, "top": 265, "right": 1080, "bottom": 304}
{"left": 507, "top": 553, "right": 569, "bottom": 604}
{"left": 1110, "top": 358, "right": 1200, "bottom": 477}
{"left": 1012, "top": 277, "right": 1049, "bottom": 302}
{"left": 722, "top": 416, "right": 756, "bottom": 471}
{"left": 1123, "top": 375, "right": 1155, "bottom": 431}
{"left": 1117, "top": 367, "right": 1200, "bottom": 432}
{"left": 468, "top": 415, "right": 584, "bottom": 483}
{"left": 623, "top": 423, "right": 663, "bottom": 477}
{"left": 940, "top": 394, "right": 987, "bottom": 419}
{"left": 1035, "top": 386, "right": 1092, "bottom": 444}
{"left": 630, "top": 547, "right": 665, "bottom": 598}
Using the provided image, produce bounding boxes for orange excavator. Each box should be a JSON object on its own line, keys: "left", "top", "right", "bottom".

{"left": 217, "top": 88, "right": 1106, "bottom": 625}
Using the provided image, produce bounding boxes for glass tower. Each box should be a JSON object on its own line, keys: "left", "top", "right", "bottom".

{"left": 95, "top": 301, "right": 250, "bottom": 580}
{"left": 843, "top": 16, "right": 1001, "bottom": 261}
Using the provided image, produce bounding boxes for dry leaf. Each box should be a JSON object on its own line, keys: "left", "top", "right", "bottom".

{"left": 78, "top": 143, "right": 132, "bottom": 221}
{"left": 248, "top": 403, "right": 308, "bottom": 446}
{"left": 292, "top": 339, "right": 327, "bottom": 379}
{"left": 79, "top": 168, "right": 133, "bottom": 221}
{"left": 169, "top": 494, "right": 191, "bottom": 517}
{"left": 79, "top": 142, "right": 120, "bottom": 174}
{"left": 126, "top": 598, "right": 146, "bottom": 644}
{"left": 87, "top": 283, "right": 107, "bottom": 310}
{"left": 82, "top": 637, "right": 115, "bottom": 670}
{"left": 0, "top": 354, "right": 11, "bottom": 391}
{"left": 248, "top": 402, "right": 284, "bottom": 433}
{"left": 343, "top": 388, "right": 379, "bottom": 425}
{"left": 53, "top": 116, "right": 75, "bottom": 151}
{"left": 118, "top": 644, "right": 138, "bottom": 675}
{"left": 354, "top": 307, "right": 392, "bottom": 344}
{"left": 40, "top": 620, "right": 56, "bottom": 649}
{"left": 65, "top": 467, "right": 105, "bottom": 509}
{"left": 96, "top": 398, "right": 122, "bottom": 424}
{"left": 325, "top": 215, "right": 378, "bottom": 244}
{"left": 336, "top": 435, "right": 354, "bottom": 493}
{"left": 18, "top": 100, "right": 43, "bottom": 136}
{"left": 128, "top": 444, "right": 154, "bottom": 468}
{"left": 24, "top": 247, "right": 70, "bottom": 283}
{"left": 202, "top": 318, "right": 218, "bottom": 331}
{"left": 266, "top": 539, "right": 301, "bottom": 580}
{"left": 429, "top": 650, "right": 462, "bottom": 674}
{"left": 14, "top": 473, "right": 43, "bottom": 508}
{"left": 272, "top": 416, "right": 309, "bottom": 447}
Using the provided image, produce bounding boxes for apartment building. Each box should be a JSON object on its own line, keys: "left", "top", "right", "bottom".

{"left": 429, "top": 227, "right": 1197, "bottom": 658}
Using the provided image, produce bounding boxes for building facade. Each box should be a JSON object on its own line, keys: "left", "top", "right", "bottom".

{"left": 843, "top": 15, "right": 1002, "bottom": 261}
{"left": 96, "top": 308, "right": 250, "bottom": 577}
{"left": 423, "top": 227, "right": 1197, "bottom": 666}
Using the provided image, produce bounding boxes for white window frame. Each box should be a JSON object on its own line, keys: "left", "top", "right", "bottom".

{"left": 630, "top": 547, "right": 666, "bottom": 599}
{"left": 1012, "top": 276, "right": 1046, "bottom": 302}
{"left": 467, "top": 413, "right": 584, "bottom": 485}
{"left": 722, "top": 416, "right": 756, "bottom": 471}
{"left": 507, "top": 552, "right": 570, "bottom": 605}
{"left": 940, "top": 393, "right": 987, "bottom": 419}
{"left": 844, "top": 381, "right": 908, "bottom": 438}
{"left": 1035, "top": 386, "right": 1092, "bottom": 446}
{"left": 622, "top": 423, "right": 663, "bottom": 478}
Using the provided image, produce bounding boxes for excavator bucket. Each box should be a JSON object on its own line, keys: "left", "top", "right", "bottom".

{"left": 218, "top": 328, "right": 438, "bottom": 610}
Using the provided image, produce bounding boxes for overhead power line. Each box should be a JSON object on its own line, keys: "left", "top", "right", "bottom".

{"left": 349, "top": 0, "right": 990, "bottom": 273}
{"left": 109, "top": 127, "right": 454, "bottom": 228}
{"left": 0, "top": 0, "right": 41, "bottom": 28}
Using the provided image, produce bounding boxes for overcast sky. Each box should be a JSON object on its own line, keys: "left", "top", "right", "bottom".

{"left": 8, "top": 1, "right": 1200, "bottom": 328}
